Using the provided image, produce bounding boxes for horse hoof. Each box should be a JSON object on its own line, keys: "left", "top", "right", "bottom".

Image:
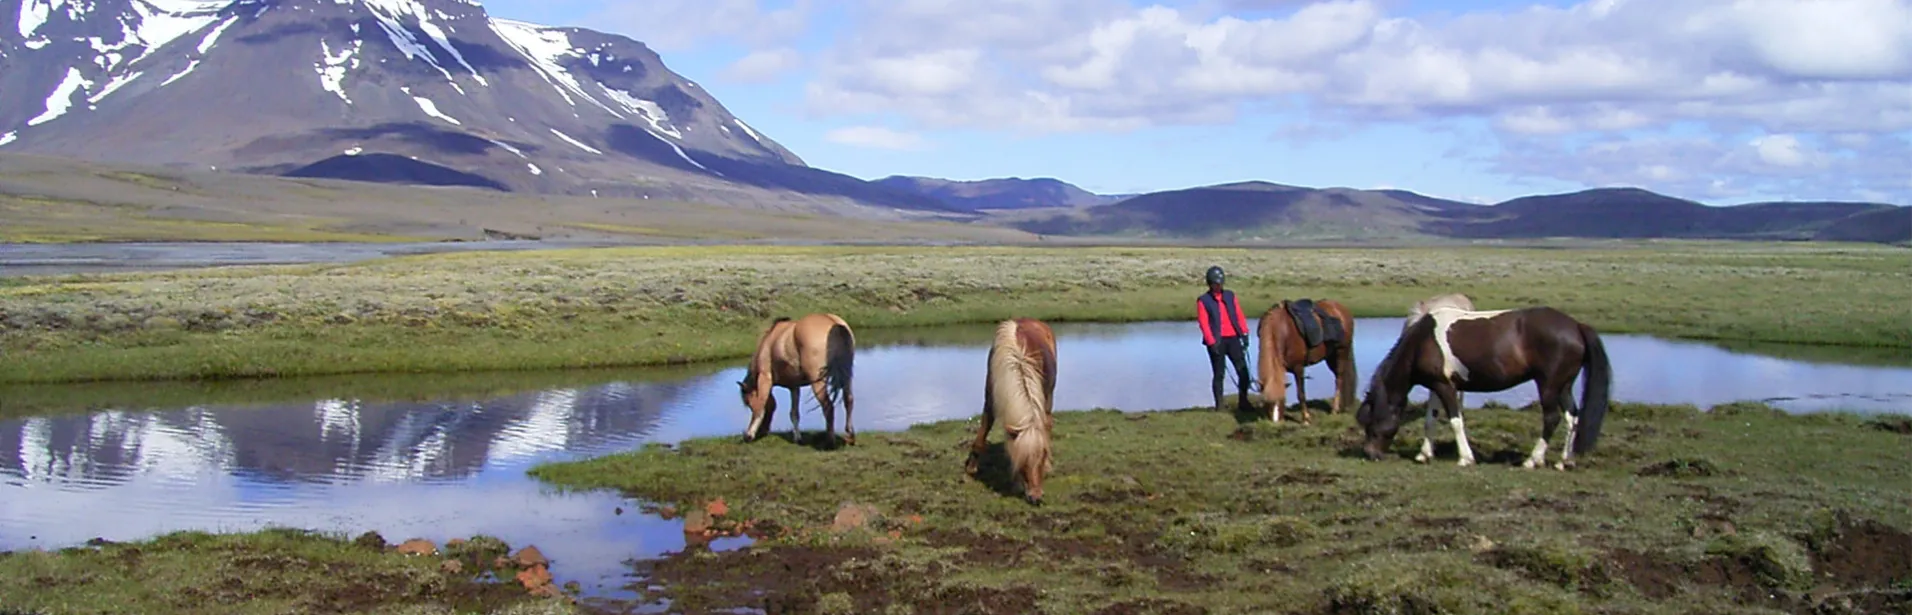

{"left": 1521, "top": 460, "right": 1537, "bottom": 469}
{"left": 1458, "top": 458, "right": 1476, "bottom": 468}
{"left": 1414, "top": 454, "right": 1430, "bottom": 464}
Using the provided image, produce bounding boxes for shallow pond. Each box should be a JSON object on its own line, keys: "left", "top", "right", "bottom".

{"left": 2, "top": 319, "right": 1909, "bottom": 598}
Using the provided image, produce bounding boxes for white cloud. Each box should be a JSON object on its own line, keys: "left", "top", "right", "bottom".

{"left": 823, "top": 125, "right": 928, "bottom": 150}
{"left": 789, "top": 0, "right": 1912, "bottom": 200}
{"left": 722, "top": 47, "right": 804, "bottom": 83}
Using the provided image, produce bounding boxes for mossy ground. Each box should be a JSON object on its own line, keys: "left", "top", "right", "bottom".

{"left": 0, "top": 529, "right": 581, "bottom": 615}
{"left": 531, "top": 402, "right": 1912, "bottom": 614}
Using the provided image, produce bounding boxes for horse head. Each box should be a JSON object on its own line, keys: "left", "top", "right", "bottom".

{"left": 737, "top": 373, "right": 776, "bottom": 441}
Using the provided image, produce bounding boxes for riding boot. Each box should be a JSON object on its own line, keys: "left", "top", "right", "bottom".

{"left": 1213, "top": 385, "right": 1226, "bottom": 412}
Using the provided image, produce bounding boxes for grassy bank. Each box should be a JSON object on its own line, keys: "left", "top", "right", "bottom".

{"left": 0, "top": 528, "right": 583, "bottom": 615}
{"left": 3, "top": 242, "right": 1907, "bottom": 383}
{"left": 528, "top": 402, "right": 1912, "bottom": 614}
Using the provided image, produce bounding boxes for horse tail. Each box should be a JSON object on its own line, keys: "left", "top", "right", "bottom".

{"left": 824, "top": 322, "right": 855, "bottom": 411}
{"left": 991, "top": 319, "right": 1052, "bottom": 491}
{"left": 1574, "top": 322, "right": 1612, "bottom": 456}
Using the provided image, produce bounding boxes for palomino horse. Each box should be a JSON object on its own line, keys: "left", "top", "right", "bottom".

{"left": 738, "top": 313, "right": 857, "bottom": 447}
{"left": 1256, "top": 299, "right": 1357, "bottom": 424}
{"left": 965, "top": 318, "right": 1058, "bottom": 506}
{"left": 1355, "top": 306, "right": 1611, "bottom": 470}
{"left": 1402, "top": 293, "right": 1476, "bottom": 441}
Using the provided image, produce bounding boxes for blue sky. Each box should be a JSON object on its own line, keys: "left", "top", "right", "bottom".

{"left": 479, "top": 0, "right": 1910, "bottom": 204}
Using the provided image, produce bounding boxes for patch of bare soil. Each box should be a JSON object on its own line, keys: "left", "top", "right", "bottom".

{"left": 629, "top": 542, "right": 1040, "bottom": 614}
{"left": 620, "top": 510, "right": 1214, "bottom": 613}
{"left": 1611, "top": 515, "right": 1912, "bottom": 614}
{"left": 1092, "top": 598, "right": 1209, "bottom": 615}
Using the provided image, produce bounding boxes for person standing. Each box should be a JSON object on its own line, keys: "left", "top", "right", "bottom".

{"left": 1196, "top": 265, "right": 1253, "bottom": 412}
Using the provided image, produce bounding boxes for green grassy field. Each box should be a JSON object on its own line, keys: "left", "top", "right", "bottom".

{"left": 3, "top": 242, "right": 1907, "bottom": 384}
{"left": 528, "top": 402, "right": 1912, "bottom": 614}
{"left": 0, "top": 529, "right": 583, "bottom": 615}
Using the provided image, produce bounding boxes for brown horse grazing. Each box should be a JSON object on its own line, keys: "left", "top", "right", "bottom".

{"left": 738, "top": 313, "right": 857, "bottom": 447}
{"left": 1256, "top": 299, "right": 1357, "bottom": 425}
{"left": 1355, "top": 306, "right": 1611, "bottom": 470}
{"left": 966, "top": 318, "right": 1058, "bottom": 506}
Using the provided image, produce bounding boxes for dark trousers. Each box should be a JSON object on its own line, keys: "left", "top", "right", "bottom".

{"left": 1207, "top": 336, "right": 1251, "bottom": 409}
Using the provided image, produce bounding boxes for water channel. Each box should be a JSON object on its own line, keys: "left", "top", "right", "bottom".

{"left": 3, "top": 319, "right": 1908, "bottom": 598}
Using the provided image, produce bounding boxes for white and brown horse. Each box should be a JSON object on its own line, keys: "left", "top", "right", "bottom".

{"left": 966, "top": 317, "right": 1058, "bottom": 505}
{"left": 738, "top": 313, "right": 857, "bottom": 447}
{"left": 1357, "top": 305, "right": 1611, "bottom": 470}
{"left": 1401, "top": 293, "right": 1475, "bottom": 448}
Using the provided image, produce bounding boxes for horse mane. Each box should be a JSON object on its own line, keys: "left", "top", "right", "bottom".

{"left": 744, "top": 318, "right": 794, "bottom": 389}
{"left": 990, "top": 320, "right": 1053, "bottom": 432}
{"left": 1366, "top": 314, "right": 1435, "bottom": 417}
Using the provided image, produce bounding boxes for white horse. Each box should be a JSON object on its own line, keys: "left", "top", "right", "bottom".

{"left": 1403, "top": 293, "right": 1475, "bottom": 464}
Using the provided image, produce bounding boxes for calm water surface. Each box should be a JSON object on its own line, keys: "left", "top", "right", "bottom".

{"left": 3, "top": 319, "right": 1908, "bottom": 597}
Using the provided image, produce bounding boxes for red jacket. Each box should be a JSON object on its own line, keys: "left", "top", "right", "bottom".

{"left": 1196, "top": 289, "right": 1249, "bottom": 345}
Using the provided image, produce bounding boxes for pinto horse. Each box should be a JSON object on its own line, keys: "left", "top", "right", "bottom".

{"left": 1256, "top": 299, "right": 1357, "bottom": 424}
{"left": 738, "top": 313, "right": 857, "bottom": 447}
{"left": 1402, "top": 293, "right": 1476, "bottom": 425}
{"left": 1356, "top": 306, "right": 1612, "bottom": 470}
{"left": 966, "top": 318, "right": 1058, "bottom": 506}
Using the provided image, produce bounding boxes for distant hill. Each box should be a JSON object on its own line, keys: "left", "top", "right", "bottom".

{"left": 1012, "top": 181, "right": 1485, "bottom": 239}
{"left": 1812, "top": 206, "right": 1912, "bottom": 244}
{"left": 874, "top": 176, "right": 1127, "bottom": 211}
{"left": 1010, "top": 182, "right": 1907, "bottom": 244}
{"left": 1428, "top": 188, "right": 1899, "bottom": 240}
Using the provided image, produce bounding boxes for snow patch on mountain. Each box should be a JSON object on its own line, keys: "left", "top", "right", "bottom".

{"left": 160, "top": 59, "right": 200, "bottom": 85}
{"left": 17, "top": 0, "right": 57, "bottom": 39}
{"left": 316, "top": 38, "right": 362, "bottom": 103}
{"left": 129, "top": 0, "right": 227, "bottom": 59}
{"left": 600, "top": 87, "right": 680, "bottom": 139}
{"left": 87, "top": 70, "right": 143, "bottom": 105}
{"left": 489, "top": 19, "right": 616, "bottom": 116}
{"left": 548, "top": 128, "right": 601, "bottom": 155}
{"left": 403, "top": 86, "right": 460, "bottom": 125}
{"left": 29, "top": 67, "right": 93, "bottom": 126}
{"left": 197, "top": 14, "right": 239, "bottom": 53}
{"left": 486, "top": 138, "right": 526, "bottom": 158}
{"left": 355, "top": 0, "right": 488, "bottom": 87}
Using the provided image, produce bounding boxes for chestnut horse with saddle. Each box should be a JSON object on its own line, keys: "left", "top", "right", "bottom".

{"left": 1256, "top": 298, "right": 1358, "bottom": 424}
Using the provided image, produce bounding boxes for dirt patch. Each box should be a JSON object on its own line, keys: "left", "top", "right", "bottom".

{"left": 1271, "top": 468, "right": 1343, "bottom": 486}
{"left": 1609, "top": 548, "right": 1780, "bottom": 605}
{"left": 1867, "top": 416, "right": 1912, "bottom": 435}
{"left": 1637, "top": 457, "right": 1725, "bottom": 477}
{"left": 1811, "top": 515, "right": 1912, "bottom": 589}
{"left": 1093, "top": 598, "right": 1209, "bottom": 615}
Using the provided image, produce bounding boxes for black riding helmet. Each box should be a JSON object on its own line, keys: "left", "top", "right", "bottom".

{"left": 1205, "top": 266, "right": 1225, "bottom": 286}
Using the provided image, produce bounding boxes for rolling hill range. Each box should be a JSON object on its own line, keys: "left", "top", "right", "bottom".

{"left": 0, "top": 0, "right": 955, "bottom": 219}
{"left": 990, "top": 182, "right": 1909, "bottom": 244}
{"left": 871, "top": 176, "right": 1130, "bottom": 212}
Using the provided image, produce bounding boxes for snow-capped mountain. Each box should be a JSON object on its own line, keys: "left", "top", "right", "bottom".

{"left": 0, "top": 0, "right": 951, "bottom": 216}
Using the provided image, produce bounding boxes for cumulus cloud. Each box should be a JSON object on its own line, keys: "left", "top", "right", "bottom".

{"left": 793, "top": 0, "right": 1912, "bottom": 200}
{"left": 823, "top": 126, "right": 929, "bottom": 150}
{"left": 722, "top": 48, "right": 805, "bottom": 83}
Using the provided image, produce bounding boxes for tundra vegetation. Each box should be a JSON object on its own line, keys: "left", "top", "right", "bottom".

{"left": 2, "top": 242, "right": 1906, "bottom": 384}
